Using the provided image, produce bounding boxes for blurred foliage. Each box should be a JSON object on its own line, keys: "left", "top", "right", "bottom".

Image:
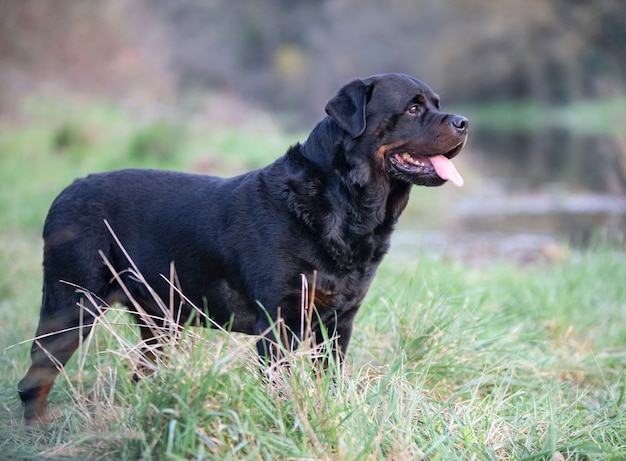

{"left": 0, "top": 0, "right": 624, "bottom": 126}
{"left": 0, "top": 93, "right": 299, "bottom": 229}
{"left": 52, "top": 121, "right": 92, "bottom": 159}
{"left": 127, "top": 121, "right": 187, "bottom": 162}
{"left": 459, "top": 97, "right": 626, "bottom": 135}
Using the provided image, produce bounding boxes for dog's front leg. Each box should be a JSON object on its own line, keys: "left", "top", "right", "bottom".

{"left": 252, "top": 310, "right": 298, "bottom": 367}
{"left": 327, "top": 305, "right": 360, "bottom": 366}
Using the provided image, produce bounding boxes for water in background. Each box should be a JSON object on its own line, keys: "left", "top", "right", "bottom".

{"left": 392, "top": 129, "right": 626, "bottom": 264}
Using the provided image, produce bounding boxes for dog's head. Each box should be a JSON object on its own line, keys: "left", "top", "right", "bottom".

{"left": 325, "top": 73, "right": 468, "bottom": 187}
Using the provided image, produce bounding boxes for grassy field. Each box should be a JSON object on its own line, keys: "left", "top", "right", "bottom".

{"left": 0, "top": 95, "right": 625, "bottom": 460}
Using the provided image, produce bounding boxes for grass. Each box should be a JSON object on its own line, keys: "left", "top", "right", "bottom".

{"left": 0, "top": 92, "right": 625, "bottom": 460}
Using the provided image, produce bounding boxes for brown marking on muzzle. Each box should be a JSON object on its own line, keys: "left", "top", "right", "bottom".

{"left": 374, "top": 141, "right": 404, "bottom": 160}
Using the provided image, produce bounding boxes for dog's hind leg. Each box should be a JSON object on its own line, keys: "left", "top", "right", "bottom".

{"left": 17, "top": 284, "right": 106, "bottom": 424}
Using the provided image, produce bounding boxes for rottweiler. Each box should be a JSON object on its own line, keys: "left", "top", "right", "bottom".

{"left": 18, "top": 73, "right": 468, "bottom": 424}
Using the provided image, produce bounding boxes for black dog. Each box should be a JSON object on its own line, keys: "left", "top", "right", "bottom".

{"left": 18, "top": 73, "right": 467, "bottom": 424}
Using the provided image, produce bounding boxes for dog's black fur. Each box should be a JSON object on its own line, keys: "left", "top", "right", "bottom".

{"left": 18, "top": 73, "right": 468, "bottom": 423}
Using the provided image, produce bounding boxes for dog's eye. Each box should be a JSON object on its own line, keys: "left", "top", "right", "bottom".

{"left": 408, "top": 105, "right": 419, "bottom": 115}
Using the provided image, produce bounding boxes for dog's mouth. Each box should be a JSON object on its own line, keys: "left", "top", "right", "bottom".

{"left": 389, "top": 142, "right": 465, "bottom": 187}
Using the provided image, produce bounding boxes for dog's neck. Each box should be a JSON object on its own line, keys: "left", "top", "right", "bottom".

{"left": 280, "top": 117, "right": 413, "bottom": 265}
{"left": 299, "top": 116, "right": 414, "bottom": 225}
{"left": 300, "top": 117, "right": 344, "bottom": 167}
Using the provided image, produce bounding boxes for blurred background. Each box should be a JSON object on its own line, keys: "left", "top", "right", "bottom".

{"left": 1, "top": 0, "right": 625, "bottom": 263}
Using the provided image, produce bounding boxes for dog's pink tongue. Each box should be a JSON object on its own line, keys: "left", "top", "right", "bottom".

{"left": 430, "top": 155, "right": 464, "bottom": 187}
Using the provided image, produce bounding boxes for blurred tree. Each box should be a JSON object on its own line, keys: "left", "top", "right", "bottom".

{"left": 151, "top": 0, "right": 325, "bottom": 116}
{"left": 452, "top": 0, "right": 626, "bottom": 103}
{"left": 0, "top": 0, "right": 170, "bottom": 115}
{"left": 149, "top": 0, "right": 625, "bottom": 121}
{"left": 1, "top": 0, "right": 623, "bottom": 122}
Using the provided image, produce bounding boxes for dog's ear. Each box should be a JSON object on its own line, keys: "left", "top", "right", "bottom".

{"left": 325, "top": 79, "right": 371, "bottom": 138}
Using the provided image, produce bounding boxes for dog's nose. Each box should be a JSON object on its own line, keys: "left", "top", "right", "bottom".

{"left": 451, "top": 115, "right": 469, "bottom": 132}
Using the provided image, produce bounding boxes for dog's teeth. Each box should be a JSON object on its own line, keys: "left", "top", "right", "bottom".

{"left": 400, "top": 153, "right": 427, "bottom": 168}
